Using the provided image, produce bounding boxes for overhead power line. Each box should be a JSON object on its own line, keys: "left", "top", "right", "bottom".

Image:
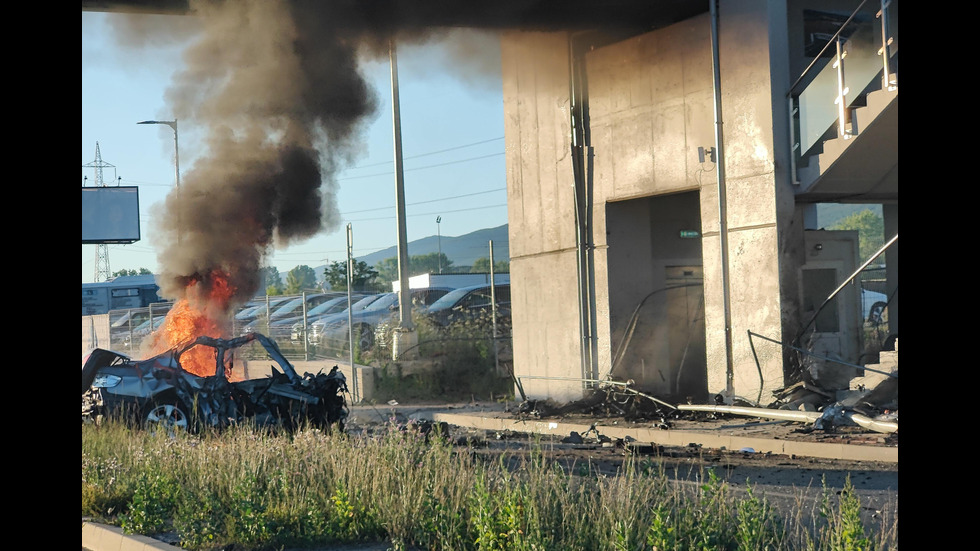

{"left": 343, "top": 187, "right": 505, "bottom": 215}
{"left": 339, "top": 152, "right": 504, "bottom": 181}
{"left": 346, "top": 136, "right": 504, "bottom": 169}
{"left": 347, "top": 203, "right": 507, "bottom": 222}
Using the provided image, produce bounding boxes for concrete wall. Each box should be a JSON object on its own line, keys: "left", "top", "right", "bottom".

{"left": 704, "top": 0, "right": 795, "bottom": 400}
{"left": 586, "top": 15, "right": 715, "bottom": 401}
{"left": 501, "top": 31, "right": 587, "bottom": 402}
{"left": 501, "top": 0, "right": 805, "bottom": 404}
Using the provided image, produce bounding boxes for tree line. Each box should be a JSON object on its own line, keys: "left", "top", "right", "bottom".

{"left": 112, "top": 254, "right": 508, "bottom": 297}
{"left": 261, "top": 252, "right": 509, "bottom": 295}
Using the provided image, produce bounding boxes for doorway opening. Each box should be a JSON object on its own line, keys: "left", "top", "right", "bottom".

{"left": 605, "top": 190, "right": 707, "bottom": 402}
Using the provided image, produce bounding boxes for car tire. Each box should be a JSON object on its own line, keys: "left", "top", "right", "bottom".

{"left": 143, "top": 399, "right": 192, "bottom": 436}
{"left": 868, "top": 301, "right": 887, "bottom": 324}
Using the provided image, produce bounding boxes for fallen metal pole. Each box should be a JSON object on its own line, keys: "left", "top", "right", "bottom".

{"left": 677, "top": 403, "right": 898, "bottom": 434}
{"left": 846, "top": 411, "right": 898, "bottom": 433}
{"left": 678, "top": 403, "right": 821, "bottom": 423}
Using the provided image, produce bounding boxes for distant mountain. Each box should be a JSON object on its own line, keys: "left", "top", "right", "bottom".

{"left": 316, "top": 224, "right": 509, "bottom": 275}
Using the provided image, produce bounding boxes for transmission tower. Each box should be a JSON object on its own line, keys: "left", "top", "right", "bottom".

{"left": 83, "top": 142, "right": 117, "bottom": 282}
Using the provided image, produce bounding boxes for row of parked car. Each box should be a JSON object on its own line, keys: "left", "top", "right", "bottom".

{"left": 236, "top": 283, "right": 512, "bottom": 354}
{"left": 107, "top": 283, "right": 512, "bottom": 355}
{"left": 235, "top": 292, "right": 372, "bottom": 341}
{"left": 306, "top": 283, "right": 511, "bottom": 353}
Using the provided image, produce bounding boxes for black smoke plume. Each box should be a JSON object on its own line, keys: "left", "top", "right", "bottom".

{"left": 111, "top": 0, "right": 701, "bottom": 312}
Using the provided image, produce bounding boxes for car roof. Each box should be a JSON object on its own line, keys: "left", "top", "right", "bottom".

{"left": 427, "top": 283, "right": 509, "bottom": 310}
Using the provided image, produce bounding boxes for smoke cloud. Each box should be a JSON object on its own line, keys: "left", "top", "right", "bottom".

{"left": 149, "top": 0, "right": 386, "bottom": 307}
{"left": 116, "top": 0, "right": 698, "bottom": 314}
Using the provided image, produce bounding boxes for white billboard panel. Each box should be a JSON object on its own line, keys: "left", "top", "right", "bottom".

{"left": 81, "top": 186, "right": 141, "bottom": 244}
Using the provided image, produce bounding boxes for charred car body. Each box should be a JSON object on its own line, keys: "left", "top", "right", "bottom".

{"left": 81, "top": 332, "right": 348, "bottom": 432}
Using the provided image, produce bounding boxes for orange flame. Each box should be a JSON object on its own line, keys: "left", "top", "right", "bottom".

{"left": 147, "top": 270, "right": 242, "bottom": 379}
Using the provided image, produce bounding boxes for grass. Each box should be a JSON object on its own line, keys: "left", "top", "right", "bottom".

{"left": 82, "top": 419, "right": 898, "bottom": 551}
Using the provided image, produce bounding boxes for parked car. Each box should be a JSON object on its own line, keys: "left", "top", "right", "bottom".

{"left": 234, "top": 297, "right": 291, "bottom": 327}
{"left": 82, "top": 332, "right": 348, "bottom": 433}
{"left": 316, "top": 288, "right": 452, "bottom": 353}
{"left": 109, "top": 309, "right": 152, "bottom": 349}
{"left": 287, "top": 294, "right": 371, "bottom": 343}
{"left": 242, "top": 294, "right": 334, "bottom": 336}
{"left": 307, "top": 294, "right": 386, "bottom": 346}
{"left": 119, "top": 315, "right": 170, "bottom": 351}
{"left": 261, "top": 295, "right": 354, "bottom": 341}
{"left": 422, "top": 283, "right": 511, "bottom": 328}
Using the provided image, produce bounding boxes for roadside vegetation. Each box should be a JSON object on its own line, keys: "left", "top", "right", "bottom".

{"left": 82, "top": 419, "right": 897, "bottom": 551}
{"left": 369, "top": 309, "right": 514, "bottom": 403}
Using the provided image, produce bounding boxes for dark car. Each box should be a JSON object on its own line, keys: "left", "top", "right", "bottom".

{"left": 317, "top": 287, "right": 452, "bottom": 353}
{"left": 81, "top": 332, "right": 348, "bottom": 433}
{"left": 307, "top": 293, "right": 386, "bottom": 346}
{"left": 118, "top": 315, "right": 171, "bottom": 351}
{"left": 234, "top": 297, "right": 292, "bottom": 326}
{"left": 287, "top": 294, "right": 372, "bottom": 343}
{"left": 423, "top": 283, "right": 511, "bottom": 328}
{"left": 242, "top": 294, "right": 335, "bottom": 336}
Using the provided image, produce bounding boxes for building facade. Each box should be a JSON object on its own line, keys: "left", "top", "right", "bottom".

{"left": 501, "top": 0, "right": 898, "bottom": 405}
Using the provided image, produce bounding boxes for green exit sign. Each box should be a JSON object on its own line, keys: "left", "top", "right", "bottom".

{"left": 679, "top": 230, "right": 700, "bottom": 238}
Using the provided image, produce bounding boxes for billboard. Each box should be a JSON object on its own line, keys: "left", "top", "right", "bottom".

{"left": 82, "top": 186, "right": 140, "bottom": 244}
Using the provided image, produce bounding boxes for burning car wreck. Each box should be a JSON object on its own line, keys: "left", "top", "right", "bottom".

{"left": 82, "top": 332, "right": 348, "bottom": 433}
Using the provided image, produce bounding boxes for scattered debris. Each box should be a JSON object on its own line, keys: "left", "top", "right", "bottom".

{"left": 511, "top": 369, "right": 898, "bottom": 437}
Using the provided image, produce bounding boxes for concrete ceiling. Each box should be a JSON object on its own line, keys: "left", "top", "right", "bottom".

{"left": 82, "top": 0, "right": 709, "bottom": 32}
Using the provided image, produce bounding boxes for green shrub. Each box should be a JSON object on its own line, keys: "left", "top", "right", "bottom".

{"left": 817, "top": 476, "right": 875, "bottom": 551}
{"left": 118, "top": 467, "right": 180, "bottom": 534}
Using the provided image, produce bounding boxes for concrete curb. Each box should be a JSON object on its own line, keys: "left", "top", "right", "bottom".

{"left": 82, "top": 521, "right": 180, "bottom": 551}
{"left": 432, "top": 412, "right": 899, "bottom": 463}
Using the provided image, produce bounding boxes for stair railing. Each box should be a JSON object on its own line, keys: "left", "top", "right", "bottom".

{"left": 788, "top": 0, "right": 898, "bottom": 184}
{"left": 878, "top": 0, "right": 898, "bottom": 91}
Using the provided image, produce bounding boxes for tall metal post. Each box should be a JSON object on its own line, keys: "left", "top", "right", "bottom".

{"left": 389, "top": 39, "right": 417, "bottom": 360}
{"left": 710, "top": 0, "right": 735, "bottom": 399}
{"left": 436, "top": 216, "right": 443, "bottom": 273}
{"left": 138, "top": 119, "right": 181, "bottom": 240}
{"left": 346, "top": 223, "right": 358, "bottom": 402}
{"left": 489, "top": 240, "right": 499, "bottom": 375}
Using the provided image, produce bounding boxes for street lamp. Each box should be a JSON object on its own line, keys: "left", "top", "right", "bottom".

{"left": 436, "top": 216, "right": 442, "bottom": 273}
{"left": 137, "top": 120, "right": 180, "bottom": 190}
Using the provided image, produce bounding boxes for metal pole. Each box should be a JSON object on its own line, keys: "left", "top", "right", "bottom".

{"left": 302, "top": 291, "right": 309, "bottom": 361}
{"left": 437, "top": 216, "right": 442, "bottom": 273}
{"left": 171, "top": 120, "right": 180, "bottom": 190}
{"left": 347, "top": 223, "right": 358, "bottom": 403}
{"left": 390, "top": 39, "right": 413, "bottom": 334}
{"left": 834, "top": 37, "right": 852, "bottom": 139}
{"left": 877, "top": 0, "right": 896, "bottom": 90}
{"left": 709, "top": 0, "right": 735, "bottom": 399}
{"left": 138, "top": 119, "right": 181, "bottom": 240}
{"left": 489, "top": 240, "right": 498, "bottom": 375}
{"left": 568, "top": 35, "right": 596, "bottom": 389}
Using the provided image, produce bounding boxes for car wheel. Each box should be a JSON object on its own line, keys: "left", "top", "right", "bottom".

{"left": 867, "top": 301, "right": 887, "bottom": 324}
{"left": 144, "top": 400, "right": 191, "bottom": 436}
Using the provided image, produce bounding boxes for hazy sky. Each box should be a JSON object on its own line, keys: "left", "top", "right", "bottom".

{"left": 82, "top": 9, "right": 507, "bottom": 286}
